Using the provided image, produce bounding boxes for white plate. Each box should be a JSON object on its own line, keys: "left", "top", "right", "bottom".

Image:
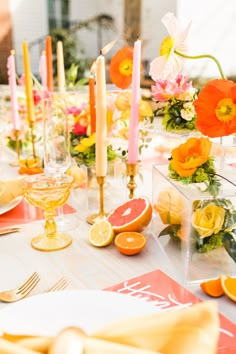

{"left": 0, "top": 289, "right": 158, "bottom": 336}
{"left": 0, "top": 196, "right": 22, "bottom": 215}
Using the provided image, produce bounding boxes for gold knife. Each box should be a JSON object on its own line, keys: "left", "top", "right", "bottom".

{"left": 0, "top": 227, "right": 20, "bottom": 236}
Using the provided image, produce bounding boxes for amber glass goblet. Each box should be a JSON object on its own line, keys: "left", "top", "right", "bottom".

{"left": 21, "top": 174, "right": 74, "bottom": 251}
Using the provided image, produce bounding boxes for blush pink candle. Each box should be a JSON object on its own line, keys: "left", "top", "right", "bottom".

{"left": 95, "top": 54, "right": 107, "bottom": 177}
{"left": 7, "top": 50, "right": 20, "bottom": 130}
{"left": 39, "top": 50, "right": 47, "bottom": 91}
{"left": 127, "top": 39, "right": 141, "bottom": 163}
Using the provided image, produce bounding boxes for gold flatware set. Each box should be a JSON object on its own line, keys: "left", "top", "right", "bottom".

{"left": 0, "top": 273, "right": 68, "bottom": 303}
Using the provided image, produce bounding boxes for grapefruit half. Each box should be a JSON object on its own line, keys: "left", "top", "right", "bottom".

{"left": 107, "top": 196, "right": 152, "bottom": 233}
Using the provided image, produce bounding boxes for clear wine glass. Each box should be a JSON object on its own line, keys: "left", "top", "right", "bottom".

{"left": 42, "top": 93, "right": 73, "bottom": 230}
{"left": 43, "top": 93, "right": 71, "bottom": 176}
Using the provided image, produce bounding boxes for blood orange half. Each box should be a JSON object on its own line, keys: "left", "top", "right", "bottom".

{"left": 107, "top": 197, "right": 152, "bottom": 233}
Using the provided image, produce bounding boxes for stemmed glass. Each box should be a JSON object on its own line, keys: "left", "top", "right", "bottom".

{"left": 42, "top": 93, "right": 72, "bottom": 229}
{"left": 20, "top": 174, "right": 74, "bottom": 251}
{"left": 43, "top": 93, "right": 71, "bottom": 176}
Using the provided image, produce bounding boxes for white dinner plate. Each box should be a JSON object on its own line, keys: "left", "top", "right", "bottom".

{"left": 0, "top": 289, "right": 158, "bottom": 336}
{"left": 0, "top": 196, "right": 22, "bottom": 215}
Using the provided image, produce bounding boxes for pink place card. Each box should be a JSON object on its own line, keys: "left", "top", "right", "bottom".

{"left": 0, "top": 199, "right": 75, "bottom": 228}
{"left": 105, "top": 269, "right": 236, "bottom": 354}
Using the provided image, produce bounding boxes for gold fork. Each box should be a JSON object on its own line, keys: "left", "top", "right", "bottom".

{"left": 45, "top": 278, "right": 68, "bottom": 293}
{"left": 0, "top": 272, "right": 40, "bottom": 303}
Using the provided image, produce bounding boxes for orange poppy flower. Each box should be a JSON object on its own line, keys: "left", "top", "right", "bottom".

{"left": 109, "top": 47, "right": 134, "bottom": 89}
{"left": 194, "top": 79, "right": 236, "bottom": 137}
{"left": 170, "top": 137, "right": 212, "bottom": 177}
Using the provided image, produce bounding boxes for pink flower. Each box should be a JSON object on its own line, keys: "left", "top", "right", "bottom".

{"left": 67, "top": 102, "right": 86, "bottom": 116}
{"left": 151, "top": 74, "right": 193, "bottom": 101}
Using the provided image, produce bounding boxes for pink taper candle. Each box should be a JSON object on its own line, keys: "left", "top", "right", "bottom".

{"left": 39, "top": 50, "right": 47, "bottom": 90}
{"left": 7, "top": 50, "right": 20, "bottom": 130}
{"left": 95, "top": 54, "right": 107, "bottom": 177}
{"left": 127, "top": 39, "right": 141, "bottom": 163}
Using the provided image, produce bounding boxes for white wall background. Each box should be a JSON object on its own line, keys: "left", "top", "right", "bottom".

{"left": 10, "top": 0, "right": 48, "bottom": 75}
{"left": 177, "top": 0, "right": 236, "bottom": 79}
{"left": 9, "top": 0, "right": 236, "bottom": 79}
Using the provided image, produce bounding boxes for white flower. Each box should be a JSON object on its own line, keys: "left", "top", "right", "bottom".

{"left": 180, "top": 102, "right": 196, "bottom": 121}
{"left": 177, "top": 87, "right": 197, "bottom": 101}
{"left": 149, "top": 12, "right": 191, "bottom": 81}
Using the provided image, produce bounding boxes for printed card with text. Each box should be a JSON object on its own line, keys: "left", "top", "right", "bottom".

{"left": 106, "top": 269, "right": 236, "bottom": 354}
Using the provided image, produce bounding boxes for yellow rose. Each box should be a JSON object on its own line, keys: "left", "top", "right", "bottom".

{"left": 192, "top": 204, "right": 225, "bottom": 238}
{"left": 154, "top": 187, "right": 185, "bottom": 224}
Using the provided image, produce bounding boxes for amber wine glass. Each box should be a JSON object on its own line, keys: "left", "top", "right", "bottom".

{"left": 21, "top": 174, "right": 74, "bottom": 251}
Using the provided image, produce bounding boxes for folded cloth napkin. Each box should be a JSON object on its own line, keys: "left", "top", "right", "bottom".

{"left": 4, "top": 300, "right": 218, "bottom": 354}
{"left": 92, "top": 300, "right": 219, "bottom": 354}
{"left": 0, "top": 179, "right": 23, "bottom": 205}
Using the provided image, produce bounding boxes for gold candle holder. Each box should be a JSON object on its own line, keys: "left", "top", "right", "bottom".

{"left": 86, "top": 176, "right": 108, "bottom": 224}
{"left": 9, "top": 129, "right": 21, "bottom": 166}
{"left": 29, "top": 121, "right": 36, "bottom": 159}
{"left": 126, "top": 161, "right": 139, "bottom": 199}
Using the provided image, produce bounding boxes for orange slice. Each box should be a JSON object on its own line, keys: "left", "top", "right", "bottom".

{"left": 114, "top": 232, "right": 146, "bottom": 255}
{"left": 200, "top": 277, "right": 224, "bottom": 297}
{"left": 220, "top": 275, "right": 236, "bottom": 302}
{"left": 88, "top": 220, "right": 114, "bottom": 247}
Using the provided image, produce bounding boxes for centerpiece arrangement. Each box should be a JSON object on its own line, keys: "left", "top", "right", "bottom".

{"left": 151, "top": 74, "right": 198, "bottom": 132}
{"left": 150, "top": 12, "right": 236, "bottom": 283}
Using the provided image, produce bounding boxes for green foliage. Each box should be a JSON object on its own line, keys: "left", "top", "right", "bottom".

{"left": 168, "top": 156, "right": 221, "bottom": 197}
{"left": 50, "top": 28, "right": 89, "bottom": 83}
{"left": 197, "top": 232, "right": 224, "bottom": 253}
{"left": 70, "top": 132, "right": 118, "bottom": 167}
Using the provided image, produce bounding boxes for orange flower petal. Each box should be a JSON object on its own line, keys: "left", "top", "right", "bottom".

{"left": 195, "top": 79, "right": 236, "bottom": 137}
{"left": 109, "top": 47, "right": 134, "bottom": 89}
{"left": 170, "top": 137, "right": 211, "bottom": 177}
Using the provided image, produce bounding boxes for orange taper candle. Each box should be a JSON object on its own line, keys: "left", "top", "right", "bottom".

{"left": 22, "top": 41, "right": 35, "bottom": 123}
{"left": 45, "top": 35, "right": 54, "bottom": 91}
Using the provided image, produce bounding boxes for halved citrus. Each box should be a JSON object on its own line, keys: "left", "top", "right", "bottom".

{"left": 107, "top": 197, "right": 152, "bottom": 233}
{"left": 200, "top": 277, "right": 224, "bottom": 297}
{"left": 88, "top": 220, "right": 114, "bottom": 247}
{"left": 220, "top": 275, "right": 236, "bottom": 302}
{"left": 114, "top": 232, "right": 146, "bottom": 255}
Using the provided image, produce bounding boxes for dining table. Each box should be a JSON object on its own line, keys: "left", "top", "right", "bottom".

{"left": 0, "top": 144, "right": 235, "bottom": 331}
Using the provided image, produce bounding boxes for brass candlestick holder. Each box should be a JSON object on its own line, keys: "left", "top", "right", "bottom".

{"left": 126, "top": 161, "right": 139, "bottom": 199}
{"left": 29, "top": 120, "right": 36, "bottom": 159}
{"left": 9, "top": 129, "right": 21, "bottom": 166}
{"left": 86, "top": 176, "right": 108, "bottom": 224}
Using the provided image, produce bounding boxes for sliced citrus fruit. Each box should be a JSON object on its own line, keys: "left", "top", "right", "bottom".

{"left": 220, "top": 275, "right": 236, "bottom": 302}
{"left": 88, "top": 220, "right": 114, "bottom": 247}
{"left": 107, "top": 197, "right": 152, "bottom": 233}
{"left": 114, "top": 232, "right": 146, "bottom": 255}
{"left": 200, "top": 277, "right": 224, "bottom": 297}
